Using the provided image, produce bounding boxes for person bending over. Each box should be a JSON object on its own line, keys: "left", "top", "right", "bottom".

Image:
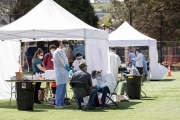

{"left": 91, "top": 70, "right": 118, "bottom": 109}
{"left": 121, "top": 63, "right": 140, "bottom": 96}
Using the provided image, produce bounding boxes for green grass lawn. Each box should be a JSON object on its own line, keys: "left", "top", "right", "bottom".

{"left": 1, "top": 72, "right": 180, "bottom": 120}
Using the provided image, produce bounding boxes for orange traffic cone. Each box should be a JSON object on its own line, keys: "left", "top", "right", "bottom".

{"left": 167, "top": 65, "right": 172, "bottom": 76}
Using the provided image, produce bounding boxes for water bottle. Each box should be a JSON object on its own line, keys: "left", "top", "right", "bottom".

{"left": 69, "top": 70, "right": 73, "bottom": 77}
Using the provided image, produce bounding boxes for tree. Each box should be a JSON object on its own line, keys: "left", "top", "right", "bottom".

{"left": 110, "top": 0, "right": 180, "bottom": 42}
{"left": 0, "top": 0, "right": 98, "bottom": 27}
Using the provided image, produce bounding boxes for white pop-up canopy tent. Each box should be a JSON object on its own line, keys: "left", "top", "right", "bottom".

{"left": 0, "top": 0, "right": 109, "bottom": 99}
{"left": 109, "top": 21, "right": 168, "bottom": 80}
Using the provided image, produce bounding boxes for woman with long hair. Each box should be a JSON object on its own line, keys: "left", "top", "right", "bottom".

{"left": 32, "top": 48, "right": 46, "bottom": 104}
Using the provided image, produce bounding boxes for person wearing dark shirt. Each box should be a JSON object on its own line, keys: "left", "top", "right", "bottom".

{"left": 32, "top": 48, "right": 46, "bottom": 104}
{"left": 70, "top": 62, "right": 99, "bottom": 109}
{"left": 43, "top": 44, "right": 56, "bottom": 97}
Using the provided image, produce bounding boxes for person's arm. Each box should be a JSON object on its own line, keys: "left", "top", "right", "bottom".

{"left": 132, "top": 54, "right": 141, "bottom": 61}
{"left": 117, "top": 56, "right": 121, "bottom": 67}
{"left": 99, "top": 76, "right": 110, "bottom": 88}
{"left": 43, "top": 54, "right": 48, "bottom": 69}
{"left": 54, "top": 51, "right": 65, "bottom": 68}
{"left": 37, "top": 64, "right": 46, "bottom": 72}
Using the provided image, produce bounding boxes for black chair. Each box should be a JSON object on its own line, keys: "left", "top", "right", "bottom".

{"left": 70, "top": 81, "right": 95, "bottom": 110}
{"left": 105, "top": 80, "right": 120, "bottom": 108}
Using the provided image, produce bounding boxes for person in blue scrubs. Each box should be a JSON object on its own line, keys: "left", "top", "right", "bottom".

{"left": 32, "top": 48, "right": 46, "bottom": 104}
{"left": 128, "top": 50, "right": 136, "bottom": 67}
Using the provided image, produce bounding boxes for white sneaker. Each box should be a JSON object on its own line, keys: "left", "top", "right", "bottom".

{"left": 55, "top": 105, "right": 64, "bottom": 109}
{"left": 62, "top": 104, "right": 68, "bottom": 108}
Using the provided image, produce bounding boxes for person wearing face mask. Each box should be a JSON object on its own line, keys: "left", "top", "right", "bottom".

{"left": 132, "top": 49, "right": 144, "bottom": 75}
{"left": 53, "top": 41, "right": 70, "bottom": 109}
{"left": 109, "top": 47, "right": 121, "bottom": 80}
{"left": 43, "top": 44, "right": 57, "bottom": 98}
{"left": 72, "top": 53, "right": 85, "bottom": 72}
{"left": 91, "top": 70, "right": 118, "bottom": 109}
{"left": 32, "top": 48, "right": 46, "bottom": 104}
{"left": 121, "top": 63, "right": 140, "bottom": 96}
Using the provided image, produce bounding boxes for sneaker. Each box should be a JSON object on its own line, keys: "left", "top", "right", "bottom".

{"left": 86, "top": 106, "right": 95, "bottom": 109}
{"left": 81, "top": 102, "right": 87, "bottom": 106}
{"left": 62, "top": 104, "right": 69, "bottom": 108}
{"left": 77, "top": 106, "right": 82, "bottom": 110}
{"left": 34, "top": 100, "right": 42, "bottom": 104}
{"left": 55, "top": 105, "right": 64, "bottom": 109}
{"left": 99, "top": 104, "right": 106, "bottom": 110}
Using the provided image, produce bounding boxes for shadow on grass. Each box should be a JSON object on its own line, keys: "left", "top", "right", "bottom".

{"left": 150, "top": 79, "right": 175, "bottom": 82}
{"left": 0, "top": 100, "right": 141, "bottom": 112}
{"left": 139, "top": 96, "right": 157, "bottom": 100}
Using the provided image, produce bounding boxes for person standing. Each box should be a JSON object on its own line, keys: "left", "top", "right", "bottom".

{"left": 32, "top": 48, "right": 46, "bottom": 104}
{"left": 43, "top": 44, "right": 56, "bottom": 98}
{"left": 72, "top": 53, "right": 85, "bottom": 72}
{"left": 53, "top": 41, "right": 70, "bottom": 108}
{"left": 128, "top": 50, "right": 136, "bottom": 67}
{"left": 132, "top": 49, "right": 144, "bottom": 75}
{"left": 109, "top": 47, "right": 121, "bottom": 80}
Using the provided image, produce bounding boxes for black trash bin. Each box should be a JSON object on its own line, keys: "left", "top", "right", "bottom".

{"left": 16, "top": 82, "right": 35, "bottom": 110}
{"left": 126, "top": 76, "right": 142, "bottom": 99}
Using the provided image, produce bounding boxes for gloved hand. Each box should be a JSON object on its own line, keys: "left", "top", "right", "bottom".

{"left": 123, "top": 73, "right": 127, "bottom": 77}
{"left": 65, "top": 64, "right": 70, "bottom": 71}
{"left": 74, "top": 70, "right": 77, "bottom": 73}
{"left": 96, "top": 86, "right": 101, "bottom": 92}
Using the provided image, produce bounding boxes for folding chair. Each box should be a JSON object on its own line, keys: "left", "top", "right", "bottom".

{"left": 70, "top": 81, "right": 95, "bottom": 110}
{"left": 105, "top": 80, "right": 120, "bottom": 108}
{"left": 136, "top": 67, "right": 147, "bottom": 98}
{"left": 38, "top": 88, "right": 47, "bottom": 101}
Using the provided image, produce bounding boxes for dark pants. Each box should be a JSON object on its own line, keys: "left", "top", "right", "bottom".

{"left": 95, "top": 86, "right": 110, "bottom": 105}
{"left": 34, "top": 82, "right": 41, "bottom": 102}
{"left": 51, "top": 87, "right": 56, "bottom": 95}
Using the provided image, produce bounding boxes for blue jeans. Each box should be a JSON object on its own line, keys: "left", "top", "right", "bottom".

{"left": 98, "top": 86, "right": 110, "bottom": 103}
{"left": 55, "top": 84, "right": 66, "bottom": 106}
{"left": 77, "top": 88, "right": 97, "bottom": 107}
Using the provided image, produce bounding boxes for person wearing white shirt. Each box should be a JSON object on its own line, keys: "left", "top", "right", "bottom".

{"left": 109, "top": 47, "right": 121, "bottom": 80}
{"left": 120, "top": 63, "right": 140, "bottom": 95}
{"left": 72, "top": 53, "right": 85, "bottom": 72}
{"left": 91, "top": 70, "right": 118, "bottom": 109}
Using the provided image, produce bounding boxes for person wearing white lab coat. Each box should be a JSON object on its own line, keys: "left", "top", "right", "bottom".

{"left": 53, "top": 42, "right": 70, "bottom": 109}
{"left": 72, "top": 53, "right": 85, "bottom": 72}
{"left": 91, "top": 70, "right": 119, "bottom": 109}
{"left": 121, "top": 63, "right": 140, "bottom": 95}
{"left": 109, "top": 48, "right": 121, "bottom": 80}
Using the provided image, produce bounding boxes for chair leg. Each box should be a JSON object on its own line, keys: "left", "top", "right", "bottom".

{"left": 106, "top": 96, "right": 119, "bottom": 108}
{"left": 141, "top": 90, "right": 147, "bottom": 98}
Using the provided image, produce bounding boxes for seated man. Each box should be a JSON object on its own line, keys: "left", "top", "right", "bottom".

{"left": 69, "top": 62, "right": 99, "bottom": 110}
{"left": 91, "top": 70, "right": 118, "bottom": 109}
{"left": 121, "top": 63, "right": 140, "bottom": 95}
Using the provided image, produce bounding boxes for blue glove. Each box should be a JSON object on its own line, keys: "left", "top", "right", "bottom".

{"left": 74, "top": 70, "right": 77, "bottom": 73}
{"left": 96, "top": 86, "right": 101, "bottom": 92}
{"left": 123, "top": 73, "right": 127, "bottom": 77}
{"left": 65, "top": 64, "right": 70, "bottom": 71}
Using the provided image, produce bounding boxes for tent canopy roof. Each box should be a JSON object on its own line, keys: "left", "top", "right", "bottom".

{"left": 109, "top": 21, "right": 156, "bottom": 46}
{"left": 0, "top": 0, "right": 107, "bottom": 41}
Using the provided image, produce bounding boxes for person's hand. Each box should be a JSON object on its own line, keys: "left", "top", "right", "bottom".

{"left": 74, "top": 70, "right": 77, "bottom": 73}
{"left": 96, "top": 86, "right": 101, "bottom": 92}
{"left": 65, "top": 64, "right": 70, "bottom": 71}
{"left": 123, "top": 73, "right": 127, "bottom": 77}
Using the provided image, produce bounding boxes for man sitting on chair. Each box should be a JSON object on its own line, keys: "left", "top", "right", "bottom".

{"left": 120, "top": 63, "right": 140, "bottom": 96}
{"left": 69, "top": 62, "right": 99, "bottom": 110}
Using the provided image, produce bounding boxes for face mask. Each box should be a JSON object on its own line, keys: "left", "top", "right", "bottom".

{"left": 76, "top": 56, "right": 83, "bottom": 60}
{"left": 39, "top": 56, "right": 43, "bottom": 59}
{"left": 96, "top": 76, "right": 102, "bottom": 80}
{"left": 51, "top": 51, "right": 54, "bottom": 54}
{"left": 136, "top": 51, "right": 139, "bottom": 55}
{"left": 63, "top": 44, "right": 69, "bottom": 47}
{"left": 62, "top": 47, "right": 67, "bottom": 51}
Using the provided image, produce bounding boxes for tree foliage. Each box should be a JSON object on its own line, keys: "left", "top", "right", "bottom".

{"left": 110, "top": 0, "right": 180, "bottom": 42}
{"left": 0, "top": 0, "right": 98, "bottom": 27}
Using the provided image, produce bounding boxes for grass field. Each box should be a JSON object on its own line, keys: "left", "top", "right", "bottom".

{"left": 0, "top": 72, "right": 180, "bottom": 120}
